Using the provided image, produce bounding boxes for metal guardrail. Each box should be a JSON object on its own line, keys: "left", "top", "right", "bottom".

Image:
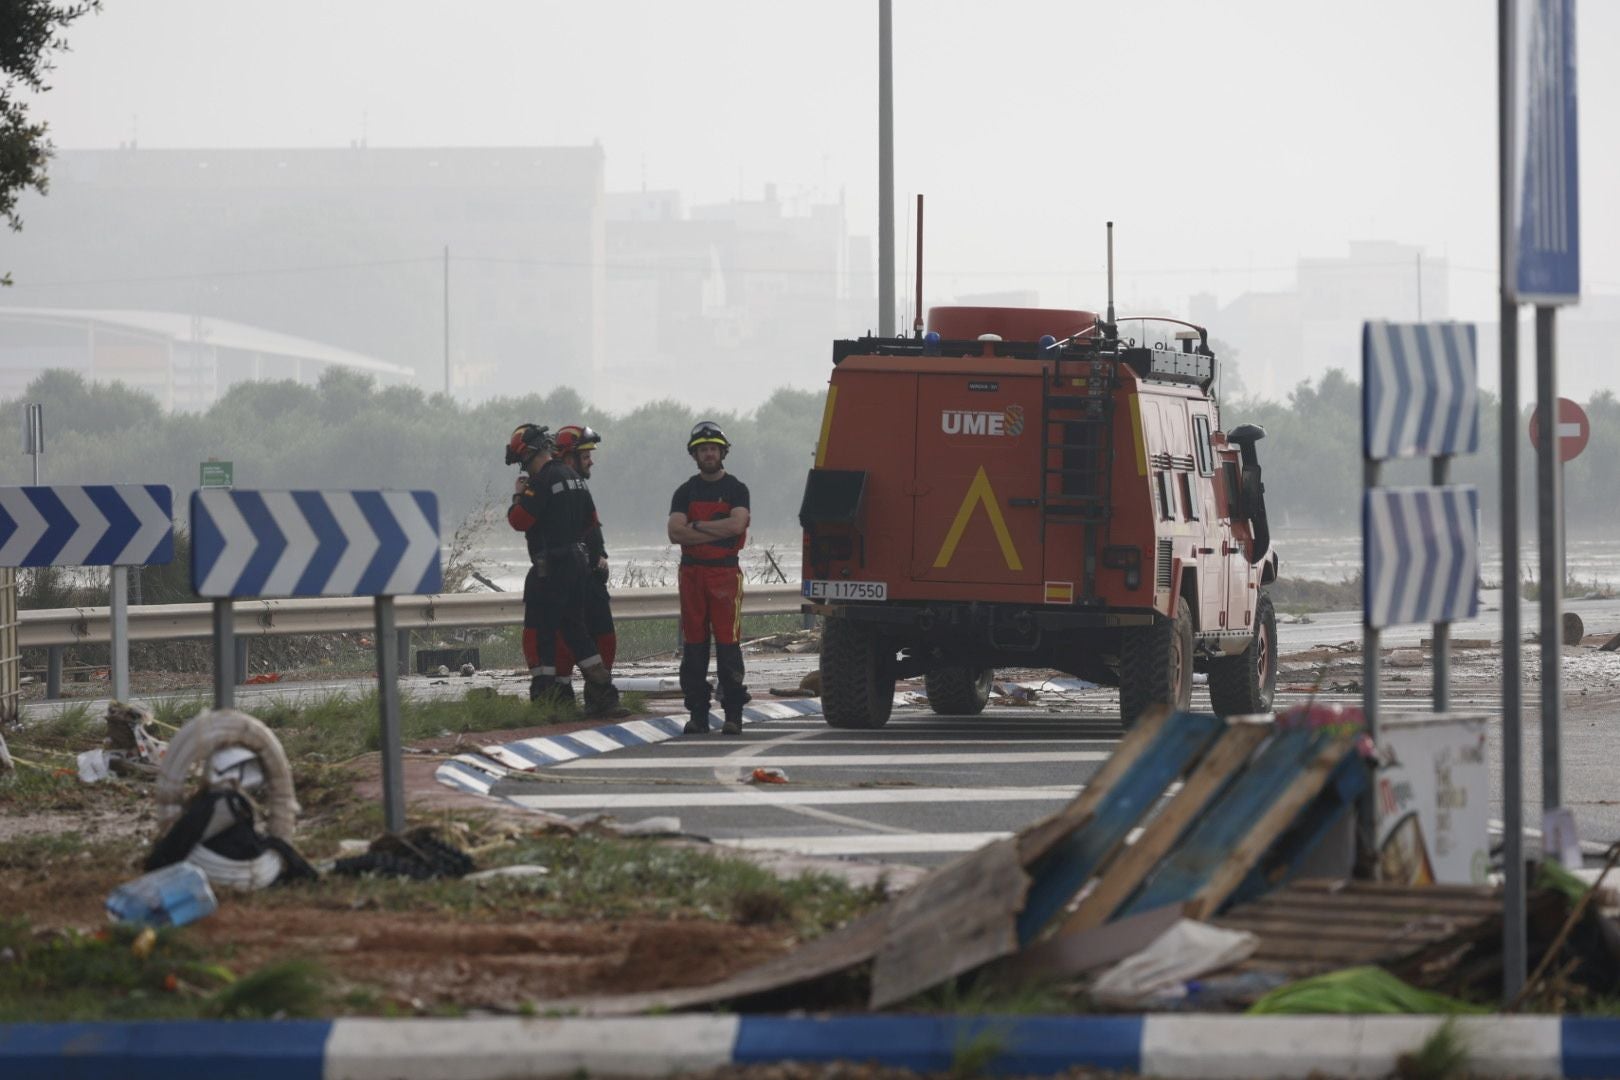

{"left": 16, "top": 584, "right": 806, "bottom": 649}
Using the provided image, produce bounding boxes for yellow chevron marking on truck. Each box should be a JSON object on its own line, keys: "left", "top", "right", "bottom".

{"left": 814, "top": 385, "right": 839, "bottom": 468}
{"left": 932, "top": 466, "right": 1023, "bottom": 571}
{"left": 1129, "top": 394, "right": 1148, "bottom": 477}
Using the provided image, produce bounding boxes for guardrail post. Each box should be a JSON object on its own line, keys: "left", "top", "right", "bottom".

{"left": 234, "top": 638, "right": 249, "bottom": 686}
{"left": 212, "top": 599, "right": 233, "bottom": 710}
{"left": 376, "top": 597, "right": 406, "bottom": 833}
{"left": 397, "top": 628, "right": 411, "bottom": 678}
{"left": 110, "top": 566, "right": 131, "bottom": 703}
{"left": 46, "top": 646, "right": 63, "bottom": 700}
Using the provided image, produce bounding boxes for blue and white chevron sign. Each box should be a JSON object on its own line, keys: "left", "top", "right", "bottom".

{"left": 0, "top": 485, "right": 173, "bottom": 569}
{"left": 1363, "top": 486, "right": 1480, "bottom": 629}
{"left": 1362, "top": 321, "right": 1479, "bottom": 461}
{"left": 191, "top": 490, "right": 442, "bottom": 598}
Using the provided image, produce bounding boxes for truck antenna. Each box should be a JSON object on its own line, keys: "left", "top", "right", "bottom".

{"left": 913, "top": 194, "right": 925, "bottom": 338}
{"left": 1105, "top": 221, "right": 1116, "bottom": 332}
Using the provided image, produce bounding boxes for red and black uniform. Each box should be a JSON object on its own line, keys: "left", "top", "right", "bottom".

{"left": 508, "top": 458, "right": 601, "bottom": 698}
{"left": 553, "top": 521, "right": 615, "bottom": 681}
{"left": 670, "top": 473, "right": 751, "bottom": 722}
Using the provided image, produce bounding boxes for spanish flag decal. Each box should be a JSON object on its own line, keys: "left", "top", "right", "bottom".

{"left": 932, "top": 466, "right": 1023, "bottom": 571}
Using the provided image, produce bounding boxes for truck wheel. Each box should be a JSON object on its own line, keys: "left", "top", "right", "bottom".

{"left": 923, "top": 666, "right": 994, "bottom": 716}
{"left": 820, "top": 618, "right": 895, "bottom": 729}
{"left": 1207, "top": 593, "right": 1278, "bottom": 717}
{"left": 1119, "top": 595, "right": 1194, "bottom": 728}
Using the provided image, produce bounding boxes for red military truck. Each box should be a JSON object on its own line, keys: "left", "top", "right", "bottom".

{"left": 799, "top": 304, "right": 1278, "bottom": 729}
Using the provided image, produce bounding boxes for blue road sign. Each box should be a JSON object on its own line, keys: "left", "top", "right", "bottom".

{"left": 1512, "top": 0, "right": 1579, "bottom": 304}
{"left": 1362, "top": 322, "right": 1479, "bottom": 462}
{"left": 0, "top": 485, "right": 173, "bottom": 568}
{"left": 1363, "top": 486, "right": 1480, "bottom": 629}
{"left": 191, "top": 490, "right": 442, "bottom": 598}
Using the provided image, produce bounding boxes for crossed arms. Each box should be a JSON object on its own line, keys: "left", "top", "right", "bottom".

{"left": 667, "top": 507, "right": 750, "bottom": 546}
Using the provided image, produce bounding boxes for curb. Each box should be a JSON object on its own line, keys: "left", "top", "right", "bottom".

{"left": 5, "top": 1014, "right": 1619, "bottom": 1079}
{"left": 434, "top": 697, "right": 826, "bottom": 796}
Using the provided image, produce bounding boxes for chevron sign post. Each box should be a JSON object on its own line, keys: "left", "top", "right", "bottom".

{"left": 191, "top": 489, "right": 442, "bottom": 831}
{"left": 1362, "top": 321, "right": 1480, "bottom": 461}
{"left": 1363, "top": 487, "right": 1480, "bottom": 629}
{"left": 0, "top": 484, "right": 174, "bottom": 705}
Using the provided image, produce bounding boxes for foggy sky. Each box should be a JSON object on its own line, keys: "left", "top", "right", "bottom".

{"left": 17, "top": 0, "right": 1620, "bottom": 400}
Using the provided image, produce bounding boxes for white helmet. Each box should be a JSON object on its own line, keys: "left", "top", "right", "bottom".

{"left": 206, "top": 745, "right": 265, "bottom": 793}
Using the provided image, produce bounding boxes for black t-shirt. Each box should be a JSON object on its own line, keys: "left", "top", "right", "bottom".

{"left": 508, "top": 458, "right": 598, "bottom": 561}
{"left": 670, "top": 473, "right": 750, "bottom": 566}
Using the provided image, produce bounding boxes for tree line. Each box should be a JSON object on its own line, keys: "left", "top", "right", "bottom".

{"left": 0, "top": 366, "right": 1613, "bottom": 589}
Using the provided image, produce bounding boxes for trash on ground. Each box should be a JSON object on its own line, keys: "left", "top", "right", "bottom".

{"left": 459, "top": 662, "right": 477, "bottom": 677}
{"left": 79, "top": 702, "right": 168, "bottom": 783}
{"left": 1089, "top": 919, "right": 1259, "bottom": 1009}
{"left": 332, "top": 826, "right": 475, "bottom": 880}
{"left": 465, "top": 864, "right": 550, "bottom": 882}
{"left": 106, "top": 862, "right": 219, "bottom": 928}
{"left": 616, "top": 816, "right": 683, "bottom": 836}
{"left": 749, "top": 767, "right": 789, "bottom": 785}
{"left": 243, "top": 672, "right": 282, "bottom": 685}
{"left": 1033, "top": 677, "right": 1100, "bottom": 694}
{"left": 1247, "top": 965, "right": 1488, "bottom": 1015}
{"left": 991, "top": 682, "right": 1036, "bottom": 704}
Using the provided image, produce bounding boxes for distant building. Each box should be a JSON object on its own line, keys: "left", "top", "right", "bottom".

{"left": 1, "top": 146, "right": 605, "bottom": 402}
{"left": 0, "top": 307, "right": 415, "bottom": 410}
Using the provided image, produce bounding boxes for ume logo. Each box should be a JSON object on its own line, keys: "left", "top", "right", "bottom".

{"left": 942, "top": 405, "right": 1024, "bottom": 437}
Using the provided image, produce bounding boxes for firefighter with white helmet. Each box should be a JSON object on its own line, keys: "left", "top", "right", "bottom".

{"left": 667, "top": 420, "right": 751, "bottom": 734}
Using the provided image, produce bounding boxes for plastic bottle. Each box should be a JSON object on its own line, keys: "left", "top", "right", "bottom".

{"left": 1183, "top": 970, "right": 1290, "bottom": 1009}
{"left": 106, "top": 862, "right": 219, "bottom": 928}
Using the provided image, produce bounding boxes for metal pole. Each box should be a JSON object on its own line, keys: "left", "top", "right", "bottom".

{"left": 46, "top": 645, "right": 62, "bottom": 700}
{"left": 396, "top": 628, "right": 410, "bottom": 679}
{"left": 878, "top": 0, "right": 895, "bottom": 337}
{"left": 212, "top": 598, "right": 233, "bottom": 710}
{"left": 443, "top": 245, "right": 451, "bottom": 396}
{"left": 1431, "top": 456, "right": 1450, "bottom": 713}
{"left": 1497, "top": 0, "right": 1525, "bottom": 1001}
{"left": 375, "top": 596, "right": 406, "bottom": 833}
{"left": 110, "top": 566, "right": 130, "bottom": 702}
{"left": 1359, "top": 458, "right": 1382, "bottom": 856}
{"left": 1535, "top": 305, "right": 1562, "bottom": 815}
{"left": 234, "top": 638, "right": 249, "bottom": 685}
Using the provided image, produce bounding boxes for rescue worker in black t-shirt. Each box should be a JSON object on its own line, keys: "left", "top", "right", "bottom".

{"left": 505, "top": 423, "right": 627, "bottom": 716}
{"left": 667, "top": 420, "right": 751, "bottom": 735}
{"left": 550, "top": 424, "right": 620, "bottom": 717}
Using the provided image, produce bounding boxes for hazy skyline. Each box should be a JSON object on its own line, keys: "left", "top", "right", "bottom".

{"left": 15, "top": 0, "right": 1619, "bottom": 401}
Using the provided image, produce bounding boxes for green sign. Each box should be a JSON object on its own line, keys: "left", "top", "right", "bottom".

{"left": 200, "top": 461, "right": 233, "bottom": 489}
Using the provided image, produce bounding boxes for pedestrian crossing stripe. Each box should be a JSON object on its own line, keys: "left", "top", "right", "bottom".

{"left": 433, "top": 697, "right": 829, "bottom": 796}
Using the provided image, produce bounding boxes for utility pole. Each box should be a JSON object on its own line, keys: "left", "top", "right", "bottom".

{"left": 878, "top": 0, "right": 895, "bottom": 337}
{"left": 443, "top": 246, "right": 451, "bottom": 397}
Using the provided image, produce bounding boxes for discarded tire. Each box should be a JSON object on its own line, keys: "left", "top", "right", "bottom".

{"left": 923, "top": 666, "right": 994, "bottom": 716}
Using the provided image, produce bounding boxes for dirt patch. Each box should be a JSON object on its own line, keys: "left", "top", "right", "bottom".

{"left": 187, "top": 906, "right": 791, "bottom": 1010}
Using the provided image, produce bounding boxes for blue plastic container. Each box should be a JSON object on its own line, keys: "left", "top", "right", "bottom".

{"left": 105, "top": 862, "right": 218, "bottom": 928}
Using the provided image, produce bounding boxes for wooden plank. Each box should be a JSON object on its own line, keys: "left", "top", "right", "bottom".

{"left": 1184, "top": 734, "right": 1357, "bottom": 918}
{"left": 1286, "top": 880, "right": 1500, "bottom": 900}
{"left": 1117, "top": 728, "right": 1323, "bottom": 917}
{"left": 1212, "top": 915, "right": 1469, "bottom": 945}
{"left": 1015, "top": 710, "right": 1225, "bottom": 942}
{"left": 1243, "top": 937, "right": 1397, "bottom": 963}
{"left": 1244, "top": 893, "right": 1501, "bottom": 917}
{"left": 1014, "top": 705, "right": 1173, "bottom": 865}
{"left": 869, "top": 838, "right": 1030, "bottom": 1009}
{"left": 1059, "top": 721, "right": 1271, "bottom": 935}
{"left": 990, "top": 904, "right": 1184, "bottom": 986}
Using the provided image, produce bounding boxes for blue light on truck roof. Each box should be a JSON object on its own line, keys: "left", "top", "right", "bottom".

{"left": 923, "top": 331, "right": 942, "bottom": 356}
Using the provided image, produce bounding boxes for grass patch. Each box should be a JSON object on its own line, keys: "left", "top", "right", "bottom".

{"left": 206, "top": 958, "right": 329, "bottom": 1019}
{"left": 1396, "top": 1017, "right": 1470, "bottom": 1080}
{"left": 1522, "top": 574, "right": 1617, "bottom": 601}
{"left": 904, "top": 971, "right": 1074, "bottom": 1016}
{"left": 0, "top": 919, "right": 227, "bottom": 1022}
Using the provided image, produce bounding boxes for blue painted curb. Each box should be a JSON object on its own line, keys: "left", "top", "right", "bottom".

{"left": 6, "top": 1014, "right": 1615, "bottom": 1078}
{"left": 435, "top": 697, "right": 826, "bottom": 796}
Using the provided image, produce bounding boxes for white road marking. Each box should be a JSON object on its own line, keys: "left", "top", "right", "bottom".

{"left": 557, "top": 750, "right": 1112, "bottom": 770}
{"left": 713, "top": 833, "right": 1012, "bottom": 855}
{"left": 503, "top": 786, "right": 1081, "bottom": 811}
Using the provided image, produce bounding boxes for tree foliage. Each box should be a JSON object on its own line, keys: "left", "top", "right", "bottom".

{"left": 1, "top": 1, "right": 98, "bottom": 274}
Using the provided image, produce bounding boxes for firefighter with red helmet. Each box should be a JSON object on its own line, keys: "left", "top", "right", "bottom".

{"left": 667, "top": 421, "right": 751, "bottom": 735}
{"left": 506, "top": 423, "right": 627, "bottom": 716}
{"left": 550, "top": 424, "right": 620, "bottom": 716}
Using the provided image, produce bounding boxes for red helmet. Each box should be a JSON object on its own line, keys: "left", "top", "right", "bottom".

{"left": 505, "top": 423, "right": 552, "bottom": 465}
{"left": 553, "top": 425, "right": 602, "bottom": 457}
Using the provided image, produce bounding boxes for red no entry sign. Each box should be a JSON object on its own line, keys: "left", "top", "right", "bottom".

{"left": 1529, "top": 397, "right": 1590, "bottom": 462}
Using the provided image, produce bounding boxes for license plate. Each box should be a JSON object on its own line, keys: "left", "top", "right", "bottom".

{"left": 802, "top": 579, "right": 888, "bottom": 601}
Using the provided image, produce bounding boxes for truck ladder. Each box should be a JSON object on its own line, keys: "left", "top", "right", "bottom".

{"left": 1040, "top": 357, "right": 1115, "bottom": 598}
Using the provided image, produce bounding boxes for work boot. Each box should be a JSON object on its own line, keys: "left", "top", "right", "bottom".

{"left": 530, "top": 676, "right": 574, "bottom": 710}
{"left": 579, "top": 659, "right": 613, "bottom": 687}
{"left": 721, "top": 712, "right": 743, "bottom": 735}
{"left": 682, "top": 712, "right": 711, "bottom": 735}
{"left": 583, "top": 680, "right": 631, "bottom": 720}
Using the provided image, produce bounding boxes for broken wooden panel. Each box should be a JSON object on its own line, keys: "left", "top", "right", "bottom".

{"left": 1060, "top": 721, "right": 1271, "bottom": 935}
{"left": 1014, "top": 711, "right": 1224, "bottom": 943}
{"left": 868, "top": 838, "right": 1031, "bottom": 1009}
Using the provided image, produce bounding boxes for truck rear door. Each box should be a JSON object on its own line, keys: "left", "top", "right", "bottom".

{"left": 910, "top": 374, "right": 1044, "bottom": 587}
